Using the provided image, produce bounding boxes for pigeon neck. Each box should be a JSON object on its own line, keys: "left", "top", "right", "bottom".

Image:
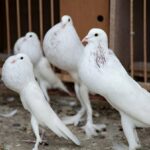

{"left": 94, "top": 44, "right": 108, "bottom": 68}
{"left": 19, "top": 78, "right": 36, "bottom": 93}
{"left": 98, "top": 43, "right": 108, "bottom": 53}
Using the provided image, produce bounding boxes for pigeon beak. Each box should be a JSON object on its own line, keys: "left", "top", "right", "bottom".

{"left": 11, "top": 59, "right": 16, "bottom": 64}
{"left": 82, "top": 36, "right": 88, "bottom": 44}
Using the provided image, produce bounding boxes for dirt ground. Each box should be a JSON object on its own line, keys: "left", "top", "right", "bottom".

{"left": 0, "top": 84, "right": 150, "bottom": 150}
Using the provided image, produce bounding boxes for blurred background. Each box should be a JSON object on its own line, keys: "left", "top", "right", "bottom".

{"left": 0, "top": 0, "right": 149, "bottom": 89}
{"left": 0, "top": 1, "right": 150, "bottom": 149}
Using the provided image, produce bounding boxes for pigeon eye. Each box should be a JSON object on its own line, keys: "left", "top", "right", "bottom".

{"left": 29, "top": 35, "right": 32, "bottom": 38}
{"left": 94, "top": 33, "right": 98, "bottom": 37}
{"left": 20, "top": 57, "right": 24, "bottom": 60}
{"left": 68, "top": 18, "right": 70, "bottom": 22}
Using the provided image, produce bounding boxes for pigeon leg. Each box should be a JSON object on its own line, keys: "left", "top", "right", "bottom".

{"left": 31, "top": 115, "right": 42, "bottom": 150}
{"left": 120, "top": 112, "right": 141, "bottom": 150}
{"left": 80, "top": 84, "right": 106, "bottom": 138}
{"left": 40, "top": 128, "right": 45, "bottom": 141}
{"left": 133, "top": 128, "right": 141, "bottom": 146}
{"left": 62, "top": 83, "right": 86, "bottom": 126}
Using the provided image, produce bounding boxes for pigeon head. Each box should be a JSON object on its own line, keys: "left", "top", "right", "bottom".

{"left": 14, "top": 32, "right": 42, "bottom": 66}
{"left": 2, "top": 53, "right": 34, "bottom": 93}
{"left": 24, "top": 32, "right": 39, "bottom": 41}
{"left": 6, "top": 53, "right": 32, "bottom": 67}
{"left": 82, "top": 28, "right": 108, "bottom": 48}
{"left": 61, "top": 15, "right": 73, "bottom": 28}
{"left": 24, "top": 32, "right": 40, "bottom": 49}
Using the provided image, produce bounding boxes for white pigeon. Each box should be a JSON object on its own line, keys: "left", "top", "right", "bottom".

{"left": 79, "top": 28, "right": 150, "bottom": 150}
{"left": 1, "top": 53, "right": 80, "bottom": 150}
{"left": 43, "top": 15, "right": 106, "bottom": 137}
{"left": 14, "top": 32, "right": 70, "bottom": 102}
{"left": 14, "top": 33, "right": 42, "bottom": 66}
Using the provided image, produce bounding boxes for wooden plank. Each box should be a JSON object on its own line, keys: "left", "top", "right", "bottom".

{"left": 139, "top": 82, "right": 150, "bottom": 91}
{"left": 39, "top": 0, "right": 43, "bottom": 40}
{"left": 28, "top": 0, "right": 32, "bottom": 31}
{"left": 109, "top": 0, "right": 116, "bottom": 50}
{"left": 130, "top": 0, "right": 134, "bottom": 77}
{"left": 143, "top": 0, "right": 147, "bottom": 82}
{"left": 16, "top": 0, "right": 21, "bottom": 37}
{"left": 131, "top": 62, "right": 150, "bottom": 78}
{"left": 133, "top": 62, "right": 150, "bottom": 72}
{"left": 5, "top": 0, "right": 11, "bottom": 53}
{"left": 50, "top": 0, "right": 54, "bottom": 26}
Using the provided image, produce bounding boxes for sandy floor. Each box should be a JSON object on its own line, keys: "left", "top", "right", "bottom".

{"left": 0, "top": 85, "right": 150, "bottom": 150}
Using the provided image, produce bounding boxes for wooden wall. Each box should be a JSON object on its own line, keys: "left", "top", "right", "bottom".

{"left": 60, "top": 0, "right": 110, "bottom": 39}
{"left": 110, "top": 0, "right": 130, "bottom": 69}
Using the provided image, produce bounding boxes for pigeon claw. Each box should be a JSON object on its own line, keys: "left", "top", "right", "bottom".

{"left": 129, "top": 143, "right": 141, "bottom": 150}
{"left": 82, "top": 123, "right": 106, "bottom": 138}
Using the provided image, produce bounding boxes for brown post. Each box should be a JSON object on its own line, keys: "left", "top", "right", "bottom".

{"left": 16, "top": 0, "right": 21, "bottom": 37}
{"left": 50, "top": 0, "right": 54, "bottom": 26}
{"left": 143, "top": 0, "right": 147, "bottom": 82}
{"left": 39, "top": 0, "right": 43, "bottom": 40}
{"left": 130, "top": 0, "right": 134, "bottom": 77}
{"left": 28, "top": 0, "right": 32, "bottom": 31}
{"left": 5, "top": 0, "right": 11, "bottom": 54}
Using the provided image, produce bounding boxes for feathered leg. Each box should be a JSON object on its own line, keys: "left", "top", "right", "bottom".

{"left": 120, "top": 112, "right": 141, "bottom": 150}
{"left": 62, "top": 83, "right": 86, "bottom": 126}
{"left": 31, "top": 115, "right": 42, "bottom": 150}
{"left": 79, "top": 84, "right": 106, "bottom": 138}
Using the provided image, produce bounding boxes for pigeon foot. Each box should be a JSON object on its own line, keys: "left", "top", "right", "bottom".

{"left": 82, "top": 123, "right": 106, "bottom": 138}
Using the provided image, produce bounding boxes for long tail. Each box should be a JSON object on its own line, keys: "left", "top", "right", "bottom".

{"left": 55, "top": 121, "right": 80, "bottom": 145}
{"left": 54, "top": 80, "right": 71, "bottom": 95}
{"left": 46, "top": 112, "right": 80, "bottom": 145}
{"left": 37, "top": 57, "right": 71, "bottom": 95}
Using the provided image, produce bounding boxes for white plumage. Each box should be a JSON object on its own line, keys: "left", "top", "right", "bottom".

{"left": 79, "top": 28, "right": 150, "bottom": 150}
{"left": 43, "top": 15, "right": 106, "bottom": 137}
{"left": 14, "top": 32, "right": 70, "bottom": 101}
{"left": 2, "top": 53, "right": 80, "bottom": 150}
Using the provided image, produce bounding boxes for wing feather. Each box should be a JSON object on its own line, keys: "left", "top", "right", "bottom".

{"left": 20, "top": 82, "right": 80, "bottom": 145}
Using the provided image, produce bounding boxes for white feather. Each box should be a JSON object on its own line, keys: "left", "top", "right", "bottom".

{"left": 79, "top": 28, "right": 150, "bottom": 149}
{"left": 34, "top": 57, "right": 70, "bottom": 94}
{"left": 2, "top": 53, "right": 80, "bottom": 150}
{"left": 20, "top": 81, "right": 80, "bottom": 145}
{"left": 13, "top": 32, "right": 69, "bottom": 101}
{"left": 43, "top": 15, "right": 106, "bottom": 137}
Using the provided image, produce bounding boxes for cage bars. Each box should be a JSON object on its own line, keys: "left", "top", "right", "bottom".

{"left": 143, "top": 0, "right": 147, "bottom": 82}
{"left": 28, "top": 0, "right": 32, "bottom": 32}
{"left": 5, "top": 0, "right": 11, "bottom": 53}
{"left": 16, "top": 0, "right": 21, "bottom": 37}
{"left": 39, "top": 0, "right": 43, "bottom": 40}
{"left": 130, "top": 0, "right": 134, "bottom": 77}
{"left": 50, "top": 0, "right": 55, "bottom": 26}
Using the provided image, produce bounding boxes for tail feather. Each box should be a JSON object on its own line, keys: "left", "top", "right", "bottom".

{"left": 37, "top": 57, "right": 70, "bottom": 95}
{"left": 56, "top": 120, "right": 80, "bottom": 145}
{"left": 45, "top": 111, "right": 80, "bottom": 145}
{"left": 54, "top": 80, "right": 71, "bottom": 95}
